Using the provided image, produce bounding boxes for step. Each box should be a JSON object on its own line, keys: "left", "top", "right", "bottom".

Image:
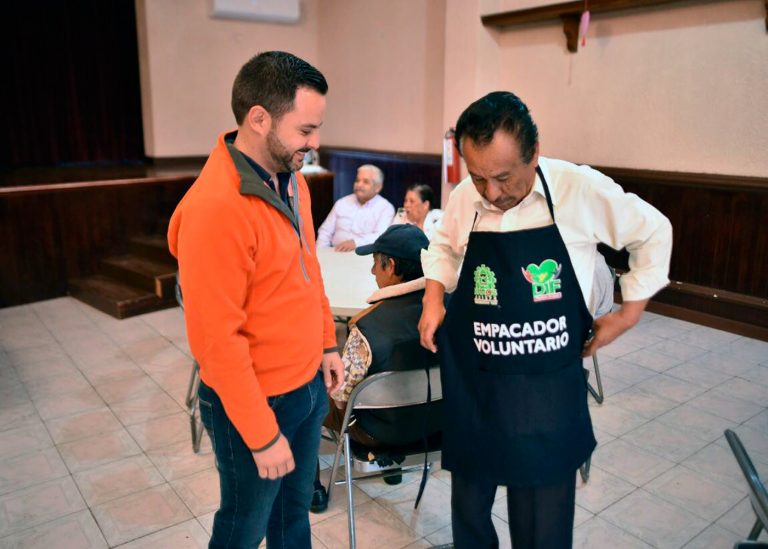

{"left": 68, "top": 275, "right": 176, "bottom": 319}
{"left": 127, "top": 234, "right": 175, "bottom": 264}
{"left": 100, "top": 254, "right": 177, "bottom": 298}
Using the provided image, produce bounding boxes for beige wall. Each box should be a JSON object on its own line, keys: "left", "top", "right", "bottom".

{"left": 317, "top": 0, "right": 446, "bottom": 153}
{"left": 135, "top": 0, "right": 320, "bottom": 157}
{"left": 137, "top": 0, "right": 768, "bottom": 178}
{"left": 446, "top": 0, "right": 768, "bottom": 177}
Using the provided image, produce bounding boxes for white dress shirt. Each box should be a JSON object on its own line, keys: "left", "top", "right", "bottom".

{"left": 422, "top": 157, "right": 672, "bottom": 309}
{"left": 390, "top": 208, "right": 444, "bottom": 240}
{"left": 316, "top": 194, "right": 395, "bottom": 248}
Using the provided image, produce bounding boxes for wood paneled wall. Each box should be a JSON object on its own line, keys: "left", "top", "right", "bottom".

{"left": 596, "top": 166, "right": 768, "bottom": 337}
{"left": 318, "top": 147, "right": 442, "bottom": 214}
{"left": 0, "top": 178, "right": 194, "bottom": 307}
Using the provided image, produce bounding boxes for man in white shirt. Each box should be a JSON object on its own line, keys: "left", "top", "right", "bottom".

{"left": 316, "top": 164, "right": 395, "bottom": 251}
{"left": 418, "top": 91, "right": 672, "bottom": 549}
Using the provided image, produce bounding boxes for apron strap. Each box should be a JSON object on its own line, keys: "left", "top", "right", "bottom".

{"left": 537, "top": 165, "right": 556, "bottom": 223}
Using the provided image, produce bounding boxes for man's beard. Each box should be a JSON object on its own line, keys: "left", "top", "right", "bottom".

{"left": 266, "top": 129, "right": 309, "bottom": 173}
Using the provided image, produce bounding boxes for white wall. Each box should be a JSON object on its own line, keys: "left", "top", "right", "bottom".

{"left": 137, "top": 0, "right": 768, "bottom": 178}
{"left": 135, "top": 0, "right": 320, "bottom": 157}
{"left": 445, "top": 0, "right": 768, "bottom": 177}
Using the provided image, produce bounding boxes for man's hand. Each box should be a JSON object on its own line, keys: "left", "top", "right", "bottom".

{"left": 321, "top": 351, "right": 345, "bottom": 394}
{"left": 419, "top": 280, "right": 447, "bottom": 353}
{"left": 252, "top": 433, "right": 294, "bottom": 480}
{"left": 334, "top": 240, "right": 356, "bottom": 252}
{"left": 582, "top": 299, "right": 648, "bottom": 357}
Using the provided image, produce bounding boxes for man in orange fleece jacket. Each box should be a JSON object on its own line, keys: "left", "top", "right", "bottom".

{"left": 168, "top": 51, "right": 343, "bottom": 548}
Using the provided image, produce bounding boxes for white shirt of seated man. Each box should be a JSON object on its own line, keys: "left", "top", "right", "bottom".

{"left": 316, "top": 165, "right": 395, "bottom": 252}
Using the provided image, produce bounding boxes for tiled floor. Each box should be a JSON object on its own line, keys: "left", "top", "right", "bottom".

{"left": 0, "top": 297, "right": 766, "bottom": 548}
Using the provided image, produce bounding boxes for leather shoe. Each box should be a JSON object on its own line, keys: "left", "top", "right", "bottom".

{"left": 310, "top": 484, "right": 328, "bottom": 513}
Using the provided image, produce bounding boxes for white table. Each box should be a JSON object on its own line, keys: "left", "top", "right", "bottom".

{"left": 316, "top": 247, "right": 377, "bottom": 319}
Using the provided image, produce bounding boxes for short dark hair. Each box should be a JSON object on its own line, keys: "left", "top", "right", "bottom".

{"left": 454, "top": 91, "right": 539, "bottom": 164}
{"left": 231, "top": 51, "right": 328, "bottom": 125}
{"left": 377, "top": 253, "right": 424, "bottom": 282}
{"left": 406, "top": 183, "right": 435, "bottom": 210}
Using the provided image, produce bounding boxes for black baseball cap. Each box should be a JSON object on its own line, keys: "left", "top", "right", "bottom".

{"left": 355, "top": 224, "right": 429, "bottom": 261}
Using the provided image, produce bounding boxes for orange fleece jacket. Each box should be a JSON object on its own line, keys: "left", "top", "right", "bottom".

{"left": 168, "top": 132, "right": 337, "bottom": 449}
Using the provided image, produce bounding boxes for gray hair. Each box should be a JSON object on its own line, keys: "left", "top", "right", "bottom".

{"left": 358, "top": 164, "right": 384, "bottom": 187}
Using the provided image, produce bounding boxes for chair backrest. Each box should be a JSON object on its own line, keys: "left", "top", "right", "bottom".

{"left": 725, "top": 429, "right": 768, "bottom": 530}
{"left": 349, "top": 367, "right": 442, "bottom": 410}
{"left": 175, "top": 272, "right": 185, "bottom": 309}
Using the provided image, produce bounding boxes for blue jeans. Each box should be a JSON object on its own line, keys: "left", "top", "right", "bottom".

{"left": 198, "top": 371, "right": 329, "bottom": 549}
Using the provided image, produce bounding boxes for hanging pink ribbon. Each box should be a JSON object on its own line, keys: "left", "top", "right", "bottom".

{"left": 579, "top": 0, "right": 590, "bottom": 47}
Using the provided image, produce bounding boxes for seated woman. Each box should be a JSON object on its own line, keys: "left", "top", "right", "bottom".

{"left": 391, "top": 183, "right": 443, "bottom": 240}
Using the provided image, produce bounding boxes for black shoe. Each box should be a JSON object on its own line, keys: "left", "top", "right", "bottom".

{"left": 310, "top": 484, "right": 328, "bottom": 513}
{"left": 383, "top": 471, "right": 402, "bottom": 485}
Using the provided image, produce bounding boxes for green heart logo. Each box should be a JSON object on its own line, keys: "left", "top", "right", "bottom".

{"left": 526, "top": 259, "right": 559, "bottom": 283}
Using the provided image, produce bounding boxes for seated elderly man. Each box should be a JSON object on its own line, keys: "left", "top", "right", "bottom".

{"left": 311, "top": 224, "right": 443, "bottom": 512}
{"left": 316, "top": 164, "right": 395, "bottom": 252}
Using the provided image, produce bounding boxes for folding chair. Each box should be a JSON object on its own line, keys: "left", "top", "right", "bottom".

{"left": 325, "top": 367, "right": 442, "bottom": 549}
{"left": 725, "top": 429, "right": 768, "bottom": 542}
{"left": 175, "top": 273, "right": 205, "bottom": 454}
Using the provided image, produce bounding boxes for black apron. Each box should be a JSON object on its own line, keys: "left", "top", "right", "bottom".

{"left": 438, "top": 167, "right": 596, "bottom": 487}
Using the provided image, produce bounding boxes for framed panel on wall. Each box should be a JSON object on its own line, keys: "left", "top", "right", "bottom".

{"left": 210, "top": 0, "right": 300, "bottom": 23}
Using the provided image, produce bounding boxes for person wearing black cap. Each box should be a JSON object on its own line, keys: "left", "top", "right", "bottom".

{"left": 310, "top": 224, "right": 444, "bottom": 511}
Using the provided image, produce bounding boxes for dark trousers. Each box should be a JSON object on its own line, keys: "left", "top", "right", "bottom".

{"left": 451, "top": 473, "right": 576, "bottom": 549}
{"left": 199, "top": 372, "right": 328, "bottom": 549}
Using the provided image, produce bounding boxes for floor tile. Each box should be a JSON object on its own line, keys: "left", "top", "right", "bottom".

{"left": 575, "top": 465, "right": 636, "bottom": 514}
{"left": 681, "top": 443, "right": 745, "bottom": 486}
{"left": 656, "top": 403, "right": 737, "bottom": 443}
{"left": 687, "top": 390, "right": 765, "bottom": 423}
{"left": 621, "top": 348, "right": 684, "bottom": 372}
{"left": 91, "top": 483, "right": 192, "bottom": 547}
{"left": 57, "top": 429, "right": 142, "bottom": 474}
{"left": 692, "top": 351, "right": 760, "bottom": 376}
{"left": 713, "top": 377, "right": 768, "bottom": 408}
{"left": 126, "top": 411, "right": 190, "bottom": 452}
{"left": 23, "top": 371, "right": 92, "bottom": 401}
{"left": 145, "top": 440, "right": 215, "bottom": 482}
{"left": 675, "top": 326, "right": 742, "bottom": 351}
{"left": 169, "top": 467, "right": 220, "bottom": 517}
{"left": 73, "top": 455, "right": 166, "bottom": 507}
{"left": 591, "top": 439, "right": 675, "bottom": 487}
{"left": 0, "top": 401, "right": 40, "bottom": 433}
{"left": 715, "top": 339, "right": 768, "bottom": 366}
{"left": 6, "top": 343, "right": 66, "bottom": 368}
{"left": 573, "top": 516, "right": 653, "bottom": 548}
{"left": 588, "top": 402, "right": 648, "bottom": 437}
{"left": 374, "top": 472, "right": 453, "bottom": 537}
{"left": 646, "top": 339, "right": 710, "bottom": 362}
{"left": 78, "top": 358, "right": 145, "bottom": 386}
{"left": 682, "top": 524, "right": 741, "bottom": 549}
{"left": 744, "top": 409, "right": 768, "bottom": 434}
{"left": 595, "top": 359, "right": 659, "bottom": 388}
{"left": 600, "top": 488, "right": 709, "bottom": 548}
{"left": 33, "top": 386, "right": 105, "bottom": 421}
{"left": 13, "top": 355, "right": 80, "bottom": 383}
{"left": 310, "top": 467, "right": 373, "bottom": 526}
{"left": 720, "top": 425, "right": 768, "bottom": 467}
{"left": 0, "top": 509, "right": 107, "bottom": 549}
{"left": 0, "top": 477, "right": 86, "bottom": 536}
{"left": 45, "top": 407, "right": 124, "bottom": 445}
{"left": 715, "top": 496, "right": 767, "bottom": 539}
{"left": 0, "top": 421, "right": 53, "bottom": 460}
{"left": 622, "top": 420, "right": 710, "bottom": 462}
{"left": 739, "top": 364, "right": 768, "bottom": 388}
{"left": 664, "top": 361, "right": 733, "bottom": 389}
{"left": 644, "top": 464, "right": 745, "bottom": 521}
{"left": 611, "top": 386, "right": 679, "bottom": 420}
{"left": 110, "top": 391, "right": 183, "bottom": 426}
{"left": 94, "top": 374, "right": 164, "bottom": 406}
{"left": 311, "top": 500, "right": 421, "bottom": 549}
{"left": 113, "top": 518, "right": 209, "bottom": 548}
{"left": 631, "top": 374, "right": 707, "bottom": 404}
{"left": 0, "top": 446, "right": 70, "bottom": 496}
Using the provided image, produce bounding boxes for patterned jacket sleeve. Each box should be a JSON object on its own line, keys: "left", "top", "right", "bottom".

{"left": 330, "top": 325, "right": 372, "bottom": 403}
